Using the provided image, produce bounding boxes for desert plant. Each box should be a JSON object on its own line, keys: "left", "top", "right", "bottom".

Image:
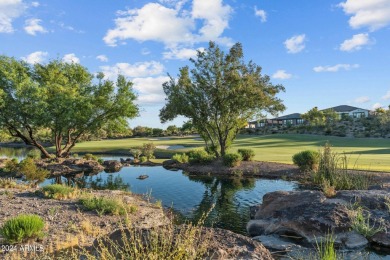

{"left": 129, "top": 148, "right": 142, "bottom": 160}
{"left": 237, "top": 149, "right": 255, "bottom": 161}
{"left": 141, "top": 143, "right": 156, "bottom": 160}
{"left": 79, "top": 195, "right": 136, "bottom": 216}
{"left": 83, "top": 153, "right": 98, "bottom": 161}
{"left": 172, "top": 153, "right": 189, "bottom": 163}
{"left": 187, "top": 148, "right": 215, "bottom": 164}
{"left": 223, "top": 153, "right": 242, "bottom": 168}
{"left": 139, "top": 156, "right": 148, "bottom": 163}
{"left": 292, "top": 150, "right": 320, "bottom": 172}
{"left": 0, "top": 214, "right": 45, "bottom": 244}
{"left": 315, "top": 233, "right": 337, "bottom": 260}
{"left": 97, "top": 158, "right": 104, "bottom": 165}
{"left": 0, "top": 177, "right": 18, "bottom": 188}
{"left": 321, "top": 179, "right": 336, "bottom": 198}
{"left": 19, "top": 158, "right": 49, "bottom": 186}
{"left": 350, "top": 206, "right": 385, "bottom": 237}
{"left": 26, "top": 149, "right": 42, "bottom": 160}
{"left": 3, "top": 158, "right": 19, "bottom": 173}
{"left": 41, "top": 184, "right": 79, "bottom": 200}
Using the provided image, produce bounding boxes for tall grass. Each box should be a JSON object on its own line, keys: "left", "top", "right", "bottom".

{"left": 350, "top": 205, "right": 385, "bottom": 237}
{"left": 41, "top": 184, "right": 79, "bottom": 200}
{"left": 315, "top": 233, "right": 337, "bottom": 260}
{"left": 0, "top": 214, "right": 45, "bottom": 244}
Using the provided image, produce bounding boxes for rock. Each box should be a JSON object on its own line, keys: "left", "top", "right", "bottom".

{"left": 103, "top": 160, "right": 123, "bottom": 172}
{"left": 253, "top": 235, "right": 301, "bottom": 251}
{"left": 137, "top": 175, "right": 149, "bottom": 180}
{"left": 371, "top": 232, "right": 390, "bottom": 248}
{"left": 336, "top": 231, "right": 368, "bottom": 249}
{"left": 39, "top": 158, "right": 104, "bottom": 176}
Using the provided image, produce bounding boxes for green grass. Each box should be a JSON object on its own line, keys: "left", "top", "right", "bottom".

{"left": 70, "top": 134, "right": 390, "bottom": 171}
{"left": 0, "top": 214, "right": 45, "bottom": 244}
{"left": 79, "top": 195, "right": 136, "bottom": 216}
{"left": 41, "top": 184, "right": 79, "bottom": 200}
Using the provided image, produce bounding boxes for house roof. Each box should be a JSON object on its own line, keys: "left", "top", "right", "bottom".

{"left": 322, "top": 105, "right": 368, "bottom": 113}
{"left": 273, "top": 113, "right": 302, "bottom": 120}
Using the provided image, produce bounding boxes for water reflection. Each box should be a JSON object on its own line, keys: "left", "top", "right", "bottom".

{"left": 0, "top": 147, "right": 30, "bottom": 160}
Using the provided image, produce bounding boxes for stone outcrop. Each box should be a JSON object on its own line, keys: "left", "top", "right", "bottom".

{"left": 37, "top": 158, "right": 104, "bottom": 176}
{"left": 247, "top": 190, "right": 390, "bottom": 251}
{"left": 103, "top": 160, "right": 123, "bottom": 172}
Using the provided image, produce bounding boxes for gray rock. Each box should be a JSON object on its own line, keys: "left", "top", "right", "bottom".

{"left": 253, "top": 235, "right": 301, "bottom": 251}
{"left": 336, "top": 231, "right": 368, "bottom": 249}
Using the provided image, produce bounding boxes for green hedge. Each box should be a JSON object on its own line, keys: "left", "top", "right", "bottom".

{"left": 237, "top": 149, "right": 255, "bottom": 161}
{"left": 223, "top": 153, "right": 242, "bottom": 168}
{"left": 292, "top": 150, "right": 320, "bottom": 172}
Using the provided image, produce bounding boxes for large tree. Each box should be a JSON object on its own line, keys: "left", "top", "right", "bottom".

{"left": 159, "top": 42, "right": 285, "bottom": 157}
{"left": 0, "top": 56, "right": 138, "bottom": 158}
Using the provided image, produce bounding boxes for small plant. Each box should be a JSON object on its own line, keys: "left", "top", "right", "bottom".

{"left": 72, "top": 153, "right": 79, "bottom": 158}
{"left": 292, "top": 150, "right": 320, "bottom": 172}
{"left": 315, "top": 233, "right": 337, "bottom": 260}
{"left": 19, "top": 158, "right": 49, "bottom": 187}
{"left": 139, "top": 156, "right": 148, "bottom": 163}
{"left": 0, "top": 214, "right": 45, "bottom": 244}
{"left": 79, "top": 195, "right": 136, "bottom": 216}
{"left": 83, "top": 153, "right": 98, "bottom": 161}
{"left": 321, "top": 179, "right": 336, "bottom": 198}
{"left": 141, "top": 143, "right": 156, "bottom": 161}
{"left": 187, "top": 148, "right": 215, "bottom": 164}
{"left": 26, "top": 149, "right": 42, "bottom": 160}
{"left": 350, "top": 206, "right": 385, "bottom": 237}
{"left": 237, "top": 149, "right": 255, "bottom": 161}
{"left": 172, "top": 153, "right": 189, "bottom": 163}
{"left": 385, "top": 197, "right": 390, "bottom": 213}
{"left": 0, "top": 177, "right": 18, "bottom": 188}
{"left": 41, "top": 184, "right": 79, "bottom": 200}
{"left": 223, "top": 153, "right": 242, "bottom": 168}
{"left": 129, "top": 148, "right": 142, "bottom": 160}
{"left": 97, "top": 158, "right": 104, "bottom": 165}
{"left": 3, "top": 158, "right": 19, "bottom": 173}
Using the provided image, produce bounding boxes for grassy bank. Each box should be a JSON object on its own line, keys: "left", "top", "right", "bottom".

{"left": 71, "top": 134, "right": 390, "bottom": 172}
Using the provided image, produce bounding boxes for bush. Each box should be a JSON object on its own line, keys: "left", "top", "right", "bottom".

{"left": 139, "top": 156, "right": 147, "bottom": 163}
{"left": 0, "top": 214, "right": 45, "bottom": 244}
{"left": 41, "top": 184, "right": 79, "bottom": 200}
{"left": 292, "top": 150, "right": 320, "bottom": 172}
{"left": 26, "top": 149, "right": 42, "bottom": 160}
{"left": 97, "top": 158, "right": 104, "bottom": 165}
{"left": 141, "top": 143, "right": 156, "bottom": 160}
{"left": 129, "top": 148, "right": 142, "bottom": 160}
{"left": 187, "top": 149, "right": 214, "bottom": 164}
{"left": 83, "top": 153, "right": 98, "bottom": 161}
{"left": 237, "top": 149, "right": 255, "bottom": 161}
{"left": 79, "top": 195, "right": 135, "bottom": 216}
{"left": 3, "top": 158, "right": 19, "bottom": 173}
{"left": 223, "top": 153, "right": 242, "bottom": 168}
{"left": 0, "top": 178, "right": 18, "bottom": 188}
{"left": 19, "top": 158, "right": 49, "bottom": 186}
{"left": 172, "top": 153, "right": 189, "bottom": 163}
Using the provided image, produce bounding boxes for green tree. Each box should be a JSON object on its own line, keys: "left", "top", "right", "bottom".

{"left": 166, "top": 125, "right": 179, "bottom": 136}
{"left": 302, "top": 107, "right": 325, "bottom": 126}
{"left": 159, "top": 42, "right": 285, "bottom": 157}
{"left": 0, "top": 56, "right": 138, "bottom": 158}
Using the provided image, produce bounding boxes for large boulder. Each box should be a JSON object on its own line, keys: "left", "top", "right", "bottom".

{"left": 38, "top": 158, "right": 104, "bottom": 176}
{"left": 247, "top": 190, "right": 390, "bottom": 251}
{"left": 103, "top": 160, "right": 123, "bottom": 172}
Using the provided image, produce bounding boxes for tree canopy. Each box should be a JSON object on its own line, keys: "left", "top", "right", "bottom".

{"left": 0, "top": 56, "right": 139, "bottom": 158}
{"left": 302, "top": 107, "right": 338, "bottom": 126}
{"left": 159, "top": 42, "right": 285, "bottom": 156}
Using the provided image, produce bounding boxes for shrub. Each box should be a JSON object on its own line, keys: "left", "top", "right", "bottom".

{"left": 3, "top": 158, "right": 19, "bottom": 173}
{"left": 141, "top": 143, "right": 156, "bottom": 160}
{"left": 139, "top": 156, "right": 147, "bottom": 163}
{"left": 0, "top": 214, "right": 45, "bottom": 244}
{"left": 292, "top": 150, "right": 320, "bottom": 172}
{"left": 172, "top": 153, "right": 189, "bottom": 163}
{"left": 97, "top": 158, "right": 104, "bottom": 165}
{"left": 129, "top": 148, "right": 142, "bottom": 160}
{"left": 19, "top": 158, "right": 49, "bottom": 186}
{"left": 26, "top": 149, "right": 42, "bottom": 160}
{"left": 350, "top": 206, "right": 385, "bottom": 237}
{"left": 237, "top": 149, "right": 255, "bottom": 161}
{"left": 79, "top": 196, "right": 136, "bottom": 216}
{"left": 223, "top": 153, "right": 242, "bottom": 168}
{"left": 187, "top": 149, "right": 214, "bottom": 164}
{"left": 83, "top": 153, "right": 98, "bottom": 161}
{"left": 0, "top": 178, "right": 17, "bottom": 188}
{"left": 41, "top": 184, "right": 79, "bottom": 200}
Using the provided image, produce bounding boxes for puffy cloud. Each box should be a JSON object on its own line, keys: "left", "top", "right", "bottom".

{"left": 313, "top": 63, "right": 359, "bottom": 72}
{"left": 372, "top": 102, "right": 382, "bottom": 110}
{"left": 96, "top": 55, "right": 108, "bottom": 62}
{"left": 163, "top": 47, "right": 204, "bottom": 60}
{"left": 284, "top": 34, "right": 306, "bottom": 54}
{"left": 0, "top": 0, "right": 26, "bottom": 33}
{"left": 254, "top": 7, "right": 267, "bottom": 22}
{"left": 21, "top": 51, "right": 48, "bottom": 64}
{"left": 104, "top": 0, "right": 232, "bottom": 50}
{"left": 133, "top": 76, "right": 170, "bottom": 104}
{"left": 354, "top": 96, "right": 370, "bottom": 103}
{"left": 339, "top": 0, "right": 390, "bottom": 31}
{"left": 382, "top": 90, "right": 390, "bottom": 100}
{"left": 63, "top": 53, "right": 80, "bottom": 64}
{"left": 340, "top": 33, "right": 372, "bottom": 52}
{"left": 272, "top": 70, "right": 292, "bottom": 80}
{"left": 100, "top": 61, "right": 165, "bottom": 80}
{"left": 24, "top": 18, "right": 47, "bottom": 35}
{"left": 31, "top": 2, "right": 39, "bottom": 7}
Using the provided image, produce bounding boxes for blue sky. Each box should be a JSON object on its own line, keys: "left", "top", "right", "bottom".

{"left": 1, "top": 0, "right": 390, "bottom": 128}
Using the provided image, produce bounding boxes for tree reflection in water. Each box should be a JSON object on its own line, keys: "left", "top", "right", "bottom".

{"left": 53, "top": 174, "right": 129, "bottom": 191}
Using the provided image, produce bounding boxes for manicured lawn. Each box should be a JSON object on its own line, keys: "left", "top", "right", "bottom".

{"left": 72, "top": 134, "right": 390, "bottom": 172}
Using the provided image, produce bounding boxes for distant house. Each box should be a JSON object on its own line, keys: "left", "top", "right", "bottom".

{"left": 247, "top": 113, "right": 304, "bottom": 128}
{"left": 321, "top": 105, "right": 370, "bottom": 119}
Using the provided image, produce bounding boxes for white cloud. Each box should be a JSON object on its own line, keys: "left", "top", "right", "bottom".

{"left": 284, "top": 34, "right": 306, "bottom": 54}
{"left": 340, "top": 33, "right": 372, "bottom": 52}
{"left": 372, "top": 102, "right": 382, "bottom": 110}
{"left": 272, "top": 70, "right": 292, "bottom": 80}
{"left": 339, "top": 0, "right": 390, "bottom": 31}
{"left": 100, "top": 61, "right": 165, "bottom": 80}
{"left": 0, "top": 0, "right": 26, "bottom": 33}
{"left": 133, "top": 76, "right": 170, "bottom": 104}
{"left": 163, "top": 47, "right": 204, "bottom": 60}
{"left": 31, "top": 2, "right": 39, "bottom": 7}
{"left": 24, "top": 18, "right": 47, "bottom": 35}
{"left": 21, "top": 51, "right": 48, "bottom": 64}
{"left": 254, "top": 7, "right": 267, "bottom": 22}
{"left": 63, "top": 53, "right": 80, "bottom": 64}
{"left": 354, "top": 96, "right": 370, "bottom": 103}
{"left": 313, "top": 63, "right": 359, "bottom": 72}
{"left": 96, "top": 55, "right": 108, "bottom": 62}
{"left": 104, "top": 0, "right": 233, "bottom": 49}
{"left": 141, "top": 48, "right": 151, "bottom": 55}
{"left": 382, "top": 90, "right": 390, "bottom": 100}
